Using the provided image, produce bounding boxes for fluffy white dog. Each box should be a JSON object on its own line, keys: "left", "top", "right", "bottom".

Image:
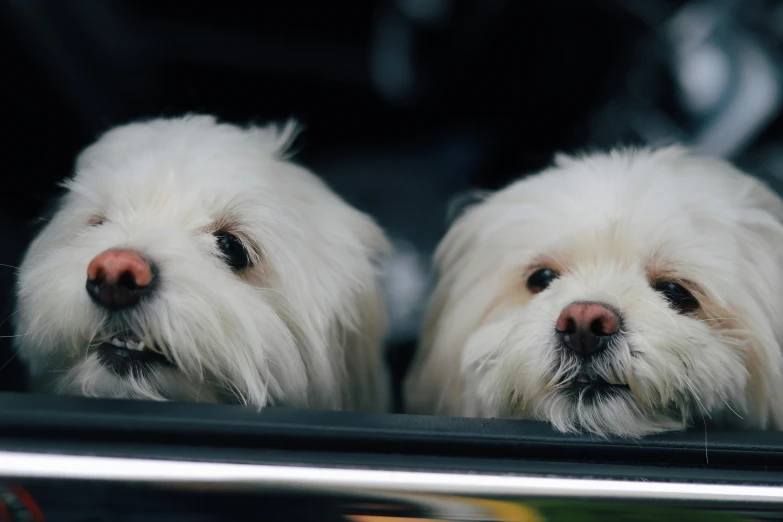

{"left": 405, "top": 146, "right": 783, "bottom": 437}
{"left": 14, "top": 115, "right": 391, "bottom": 412}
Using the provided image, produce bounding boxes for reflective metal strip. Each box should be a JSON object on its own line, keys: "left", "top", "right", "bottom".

{"left": 0, "top": 450, "right": 781, "bottom": 503}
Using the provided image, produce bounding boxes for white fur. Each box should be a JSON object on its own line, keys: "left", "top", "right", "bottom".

{"left": 14, "top": 114, "right": 391, "bottom": 412}
{"left": 405, "top": 146, "right": 783, "bottom": 437}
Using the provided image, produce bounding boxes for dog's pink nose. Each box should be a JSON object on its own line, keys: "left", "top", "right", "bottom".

{"left": 86, "top": 249, "right": 155, "bottom": 310}
{"left": 556, "top": 302, "right": 620, "bottom": 357}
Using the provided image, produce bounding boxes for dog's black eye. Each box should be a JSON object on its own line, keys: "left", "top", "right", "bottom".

{"left": 653, "top": 281, "right": 699, "bottom": 313}
{"left": 527, "top": 268, "right": 559, "bottom": 293}
{"left": 215, "top": 232, "right": 252, "bottom": 270}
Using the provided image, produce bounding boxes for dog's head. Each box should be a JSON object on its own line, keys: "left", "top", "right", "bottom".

{"left": 15, "top": 115, "right": 389, "bottom": 410}
{"left": 409, "top": 146, "right": 783, "bottom": 437}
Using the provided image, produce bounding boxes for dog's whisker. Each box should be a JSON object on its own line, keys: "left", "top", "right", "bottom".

{"left": 683, "top": 380, "right": 711, "bottom": 421}
{"left": 682, "top": 379, "right": 710, "bottom": 463}
{"left": 0, "top": 348, "right": 23, "bottom": 373}
{"left": 0, "top": 310, "right": 20, "bottom": 330}
{"left": 718, "top": 392, "right": 745, "bottom": 421}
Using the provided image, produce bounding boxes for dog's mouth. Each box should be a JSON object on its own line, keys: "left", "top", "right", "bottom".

{"left": 96, "top": 332, "right": 172, "bottom": 376}
{"left": 565, "top": 372, "right": 629, "bottom": 392}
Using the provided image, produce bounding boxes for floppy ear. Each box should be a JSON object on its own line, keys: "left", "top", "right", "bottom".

{"left": 335, "top": 217, "right": 393, "bottom": 413}
{"left": 736, "top": 256, "right": 783, "bottom": 430}
{"left": 10, "top": 192, "right": 67, "bottom": 375}
{"left": 741, "top": 318, "right": 783, "bottom": 429}
{"left": 338, "top": 265, "right": 391, "bottom": 412}
{"left": 732, "top": 178, "right": 783, "bottom": 429}
{"left": 404, "top": 196, "right": 500, "bottom": 415}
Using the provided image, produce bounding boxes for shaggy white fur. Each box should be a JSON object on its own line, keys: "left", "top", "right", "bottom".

{"left": 14, "top": 114, "right": 391, "bottom": 412}
{"left": 405, "top": 146, "right": 783, "bottom": 437}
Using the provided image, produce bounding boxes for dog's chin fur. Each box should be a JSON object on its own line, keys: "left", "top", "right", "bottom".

{"left": 405, "top": 146, "right": 783, "bottom": 438}
{"left": 14, "top": 114, "right": 391, "bottom": 412}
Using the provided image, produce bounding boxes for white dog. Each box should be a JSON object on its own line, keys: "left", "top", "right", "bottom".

{"left": 405, "top": 146, "right": 783, "bottom": 437}
{"left": 14, "top": 114, "right": 391, "bottom": 412}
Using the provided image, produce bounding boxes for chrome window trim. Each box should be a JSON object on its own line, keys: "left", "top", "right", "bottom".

{"left": 0, "top": 450, "right": 781, "bottom": 504}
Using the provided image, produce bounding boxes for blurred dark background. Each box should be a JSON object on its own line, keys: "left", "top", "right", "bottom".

{"left": 1, "top": 0, "right": 782, "bottom": 408}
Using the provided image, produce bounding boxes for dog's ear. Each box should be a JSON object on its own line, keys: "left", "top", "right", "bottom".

{"left": 406, "top": 188, "right": 505, "bottom": 416}
{"left": 338, "top": 265, "right": 392, "bottom": 413}
{"left": 741, "top": 320, "right": 783, "bottom": 429}
{"left": 731, "top": 176, "right": 783, "bottom": 429}
{"left": 334, "top": 217, "right": 393, "bottom": 413}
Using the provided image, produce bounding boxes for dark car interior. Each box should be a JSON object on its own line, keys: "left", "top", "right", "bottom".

{"left": 3, "top": 0, "right": 783, "bottom": 519}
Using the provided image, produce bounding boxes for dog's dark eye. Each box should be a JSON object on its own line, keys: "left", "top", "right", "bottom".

{"left": 653, "top": 281, "right": 699, "bottom": 313}
{"left": 527, "top": 268, "right": 559, "bottom": 293}
{"left": 215, "top": 232, "right": 252, "bottom": 270}
{"left": 88, "top": 216, "right": 104, "bottom": 226}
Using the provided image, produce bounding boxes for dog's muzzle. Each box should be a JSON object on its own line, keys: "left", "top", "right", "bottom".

{"left": 554, "top": 301, "right": 629, "bottom": 394}
{"left": 85, "top": 248, "right": 170, "bottom": 375}
{"left": 96, "top": 333, "right": 172, "bottom": 377}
